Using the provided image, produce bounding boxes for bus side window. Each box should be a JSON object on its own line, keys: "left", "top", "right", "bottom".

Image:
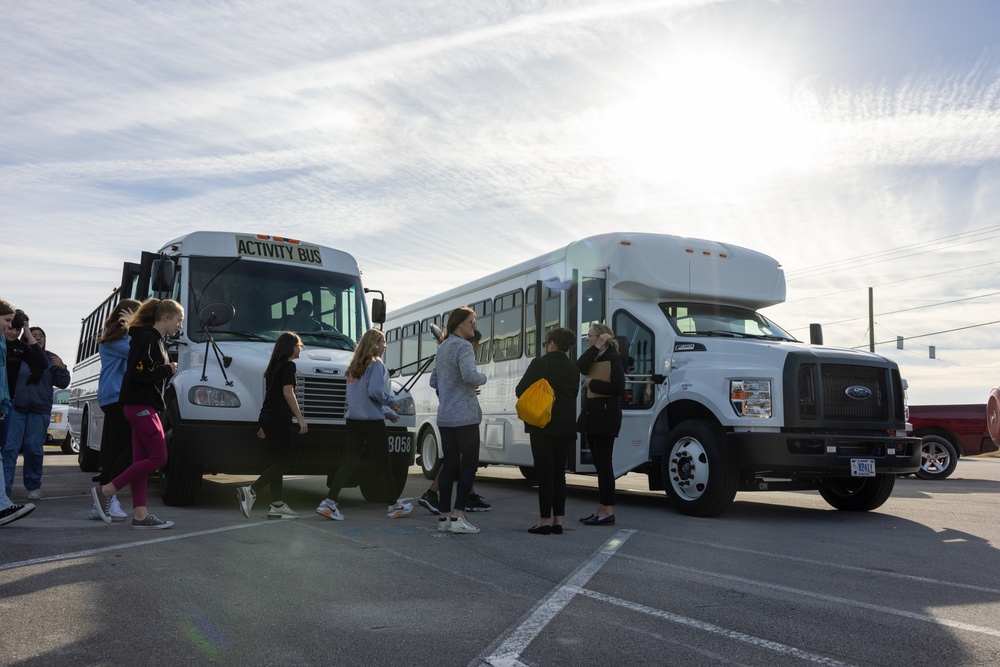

{"left": 469, "top": 299, "right": 492, "bottom": 365}
{"left": 385, "top": 327, "right": 402, "bottom": 377}
{"left": 401, "top": 322, "right": 420, "bottom": 376}
{"left": 492, "top": 290, "right": 522, "bottom": 362}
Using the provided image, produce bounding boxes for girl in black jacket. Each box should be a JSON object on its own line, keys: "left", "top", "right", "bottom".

{"left": 515, "top": 328, "right": 580, "bottom": 535}
{"left": 576, "top": 324, "right": 626, "bottom": 526}
{"left": 92, "top": 298, "right": 183, "bottom": 530}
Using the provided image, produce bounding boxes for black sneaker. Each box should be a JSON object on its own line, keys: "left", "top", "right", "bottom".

{"left": 465, "top": 493, "right": 492, "bottom": 512}
{"left": 0, "top": 503, "right": 35, "bottom": 527}
{"left": 418, "top": 490, "right": 441, "bottom": 515}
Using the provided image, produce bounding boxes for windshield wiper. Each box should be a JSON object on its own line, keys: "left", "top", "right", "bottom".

{"left": 213, "top": 330, "right": 271, "bottom": 342}
{"left": 301, "top": 331, "right": 355, "bottom": 350}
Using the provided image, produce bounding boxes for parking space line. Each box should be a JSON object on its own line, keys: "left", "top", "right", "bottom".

{"left": 477, "top": 529, "right": 637, "bottom": 667}
{"left": 577, "top": 587, "right": 857, "bottom": 667}
{"left": 620, "top": 552, "right": 1000, "bottom": 639}
{"left": 0, "top": 522, "right": 275, "bottom": 573}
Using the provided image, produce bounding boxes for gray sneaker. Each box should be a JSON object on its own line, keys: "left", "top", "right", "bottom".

{"left": 91, "top": 486, "right": 112, "bottom": 525}
{"left": 132, "top": 514, "right": 174, "bottom": 530}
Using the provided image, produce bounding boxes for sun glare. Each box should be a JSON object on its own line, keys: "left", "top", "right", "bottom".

{"left": 590, "top": 46, "right": 818, "bottom": 194}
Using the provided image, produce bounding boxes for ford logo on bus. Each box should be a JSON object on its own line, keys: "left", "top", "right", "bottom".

{"left": 845, "top": 385, "right": 873, "bottom": 400}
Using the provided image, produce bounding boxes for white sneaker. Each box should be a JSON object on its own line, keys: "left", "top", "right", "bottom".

{"left": 266, "top": 503, "right": 299, "bottom": 520}
{"left": 449, "top": 516, "right": 480, "bottom": 534}
{"left": 236, "top": 486, "right": 256, "bottom": 519}
{"left": 437, "top": 518, "right": 451, "bottom": 532}
{"left": 386, "top": 500, "right": 413, "bottom": 519}
{"left": 108, "top": 495, "right": 128, "bottom": 521}
{"left": 315, "top": 499, "right": 344, "bottom": 521}
{"left": 27, "top": 489, "right": 41, "bottom": 500}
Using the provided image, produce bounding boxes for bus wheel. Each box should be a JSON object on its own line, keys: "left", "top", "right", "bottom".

{"left": 662, "top": 420, "right": 737, "bottom": 517}
{"left": 519, "top": 466, "right": 538, "bottom": 480}
{"left": 819, "top": 474, "right": 895, "bottom": 511}
{"left": 159, "top": 400, "right": 203, "bottom": 506}
{"left": 78, "top": 410, "right": 100, "bottom": 473}
{"left": 914, "top": 435, "right": 958, "bottom": 480}
{"left": 359, "top": 469, "right": 398, "bottom": 504}
{"left": 418, "top": 429, "right": 441, "bottom": 480}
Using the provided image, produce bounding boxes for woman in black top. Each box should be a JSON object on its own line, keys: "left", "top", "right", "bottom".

{"left": 237, "top": 332, "right": 308, "bottom": 520}
{"left": 92, "top": 298, "right": 183, "bottom": 530}
{"left": 576, "top": 323, "right": 626, "bottom": 526}
{"left": 515, "top": 328, "right": 580, "bottom": 535}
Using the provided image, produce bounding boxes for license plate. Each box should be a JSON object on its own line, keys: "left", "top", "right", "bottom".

{"left": 850, "top": 458, "right": 876, "bottom": 477}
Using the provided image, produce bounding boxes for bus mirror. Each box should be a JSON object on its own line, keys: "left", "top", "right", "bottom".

{"left": 370, "top": 298, "right": 386, "bottom": 325}
{"left": 151, "top": 257, "right": 176, "bottom": 293}
{"left": 199, "top": 302, "right": 235, "bottom": 329}
{"left": 809, "top": 323, "right": 823, "bottom": 345}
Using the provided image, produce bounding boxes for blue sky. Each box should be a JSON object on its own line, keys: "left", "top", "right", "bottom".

{"left": 3, "top": 0, "right": 999, "bottom": 404}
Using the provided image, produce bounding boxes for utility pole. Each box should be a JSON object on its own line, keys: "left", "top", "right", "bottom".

{"left": 868, "top": 287, "right": 875, "bottom": 353}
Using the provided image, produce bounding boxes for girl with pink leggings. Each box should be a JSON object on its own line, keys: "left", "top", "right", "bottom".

{"left": 92, "top": 298, "right": 183, "bottom": 530}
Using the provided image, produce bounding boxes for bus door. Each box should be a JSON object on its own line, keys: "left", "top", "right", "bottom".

{"left": 571, "top": 269, "right": 606, "bottom": 473}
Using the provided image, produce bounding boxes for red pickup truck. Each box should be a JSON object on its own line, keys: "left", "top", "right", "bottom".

{"left": 907, "top": 402, "right": 998, "bottom": 480}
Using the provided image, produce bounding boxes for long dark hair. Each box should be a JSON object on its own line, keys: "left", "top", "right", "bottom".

{"left": 264, "top": 332, "right": 302, "bottom": 382}
{"left": 444, "top": 306, "right": 476, "bottom": 339}
{"left": 97, "top": 298, "right": 142, "bottom": 344}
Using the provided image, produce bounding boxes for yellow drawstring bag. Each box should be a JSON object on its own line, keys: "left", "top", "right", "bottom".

{"left": 516, "top": 378, "right": 555, "bottom": 428}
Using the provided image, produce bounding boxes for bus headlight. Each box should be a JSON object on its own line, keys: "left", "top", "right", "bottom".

{"left": 731, "top": 380, "right": 771, "bottom": 418}
{"left": 394, "top": 395, "right": 416, "bottom": 416}
{"left": 188, "top": 386, "right": 241, "bottom": 408}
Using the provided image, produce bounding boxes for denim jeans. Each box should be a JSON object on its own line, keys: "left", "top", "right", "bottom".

{"left": 2, "top": 408, "right": 48, "bottom": 496}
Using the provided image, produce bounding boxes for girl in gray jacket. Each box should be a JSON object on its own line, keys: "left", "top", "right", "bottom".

{"left": 429, "top": 307, "right": 487, "bottom": 534}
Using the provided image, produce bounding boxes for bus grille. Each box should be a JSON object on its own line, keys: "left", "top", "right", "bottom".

{"left": 819, "top": 364, "right": 888, "bottom": 420}
{"left": 297, "top": 376, "right": 347, "bottom": 420}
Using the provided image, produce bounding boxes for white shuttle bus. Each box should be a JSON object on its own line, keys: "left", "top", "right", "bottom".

{"left": 71, "top": 231, "right": 415, "bottom": 506}
{"left": 384, "top": 232, "right": 919, "bottom": 516}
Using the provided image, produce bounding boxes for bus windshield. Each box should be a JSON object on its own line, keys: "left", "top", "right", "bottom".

{"left": 661, "top": 303, "right": 796, "bottom": 342}
{"left": 186, "top": 257, "right": 366, "bottom": 350}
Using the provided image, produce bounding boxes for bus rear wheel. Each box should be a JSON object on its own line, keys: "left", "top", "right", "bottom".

{"left": 418, "top": 428, "right": 441, "bottom": 480}
{"left": 77, "top": 410, "right": 100, "bottom": 473}
{"left": 662, "top": 419, "right": 737, "bottom": 517}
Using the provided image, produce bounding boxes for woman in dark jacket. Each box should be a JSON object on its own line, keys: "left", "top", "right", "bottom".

{"left": 576, "top": 323, "right": 626, "bottom": 526}
{"left": 92, "top": 298, "right": 183, "bottom": 530}
{"left": 515, "top": 328, "right": 580, "bottom": 535}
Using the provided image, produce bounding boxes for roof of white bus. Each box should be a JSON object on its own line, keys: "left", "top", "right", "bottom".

{"left": 157, "top": 231, "right": 361, "bottom": 270}
{"left": 389, "top": 232, "right": 785, "bottom": 317}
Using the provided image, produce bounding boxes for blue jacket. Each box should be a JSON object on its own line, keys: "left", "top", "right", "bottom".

{"left": 345, "top": 359, "right": 398, "bottom": 421}
{"left": 429, "top": 335, "right": 487, "bottom": 428}
{"left": 97, "top": 337, "right": 130, "bottom": 407}
{"left": 13, "top": 349, "right": 71, "bottom": 414}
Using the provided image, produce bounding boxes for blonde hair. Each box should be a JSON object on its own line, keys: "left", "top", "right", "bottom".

{"left": 129, "top": 298, "right": 183, "bottom": 328}
{"left": 347, "top": 328, "right": 386, "bottom": 379}
{"left": 590, "top": 323, "right": 620, "bottom": 354}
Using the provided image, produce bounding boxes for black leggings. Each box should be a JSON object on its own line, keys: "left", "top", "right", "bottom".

{"left": 530, "top": 434, "right": 573, "bottom": 519}
{"left": 98, "top": 402, "right": 133, "bottom": 486}
{"left": 589, "top": 433, "right": 617, "bottom": 507}
{"left": 326, "top": 419, "right": 394, "bottom": 502}
{"left": 438, "top": 424, "right": 480, "bottom": 514}
{"left": 251, "top": 418, "right": 294, "bottom": 502}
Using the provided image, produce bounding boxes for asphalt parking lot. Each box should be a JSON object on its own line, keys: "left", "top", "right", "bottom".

{"left": 4, "top": 455, "right": 1000, "bottom": 666}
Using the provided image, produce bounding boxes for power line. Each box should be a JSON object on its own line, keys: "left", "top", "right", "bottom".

{"left": 849, "top": 319, "right": 1000, "bottom": 349}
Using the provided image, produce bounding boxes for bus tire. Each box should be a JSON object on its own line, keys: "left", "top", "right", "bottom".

{"left": 818, "top": 473, "right": 895, "bottom": 511}
{"left": 914, "top": 435, "right": 958, "bottom": 480}
{"left": 662, "top": 419, "right": 737, "bottom": 517}
{"left": 418, "top": 428, "right": 441, "bottom": 480}
{"left": 519, "top": 466, "right": 538, "bottom": 480}
{"left": 77, "top": 410, "right": 100, "bottom": 473}
{"left": 159, "top": 400, "right": 203, "bottom": 506}
{"left": 359, "top": 469, "right": 398, "bottom": 504}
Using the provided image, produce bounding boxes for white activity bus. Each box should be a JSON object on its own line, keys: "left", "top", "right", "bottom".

{"left": 70, "top": 231, "right": 415, "bottom": 506}
{"left": 384, "top": 232, "right": 919, "bottom": 517}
